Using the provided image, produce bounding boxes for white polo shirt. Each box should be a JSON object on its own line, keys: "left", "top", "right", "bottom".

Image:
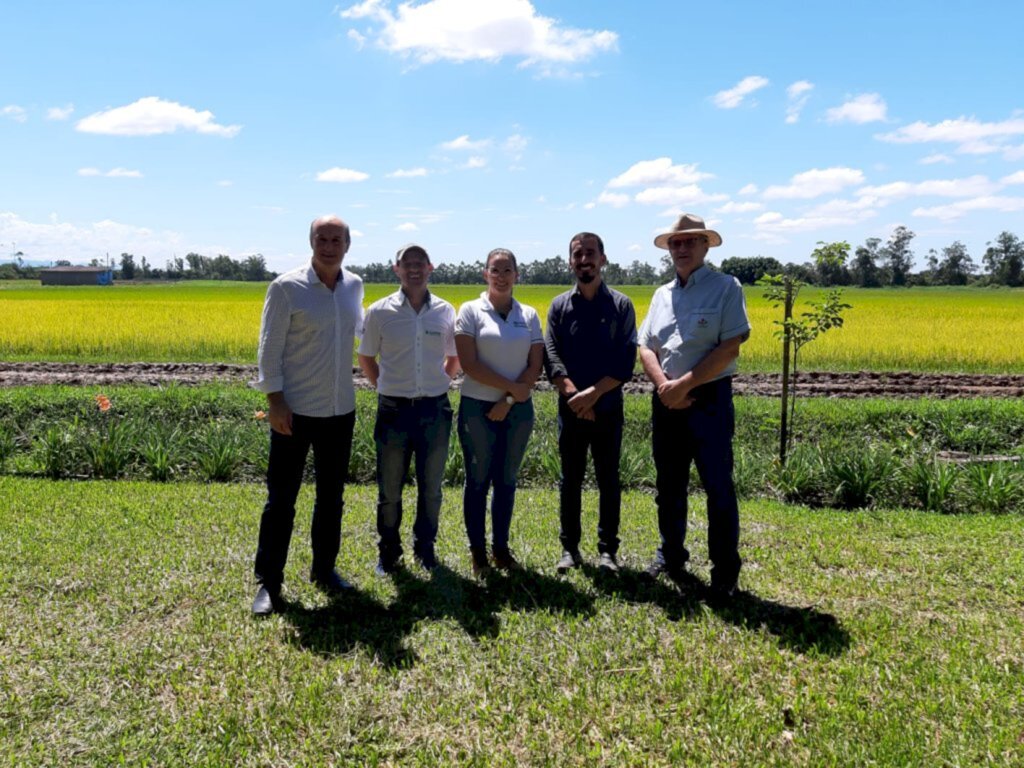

{"left": 455, "top": 292, "right": 544, "bottom": 402}
{"left": 358, "top": 289, "right": 457, "bottom": 398}
{"left": 639, "top": 266, "right": 750, "bottom": 381}
{"left": 253, "top": 261, "right": 364, "bottom": 417}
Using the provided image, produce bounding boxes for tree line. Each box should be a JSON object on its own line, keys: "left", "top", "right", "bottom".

{"left": 3, "top": 227, "right": 1021, "bottom": 287}
{"left": 720, "top": 228, "right": 1024, "bottom": 288}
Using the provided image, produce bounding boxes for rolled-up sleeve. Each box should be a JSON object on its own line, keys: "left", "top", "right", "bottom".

{"left": 253, "top": 282, "right": 289, "bottom": 394}
{"left": 720, "top": 279, "right": 752, "bottom": 342}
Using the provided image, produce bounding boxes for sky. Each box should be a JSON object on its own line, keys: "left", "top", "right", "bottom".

{"left": 3, "top": 0, "right": 1024, "bottom": 274}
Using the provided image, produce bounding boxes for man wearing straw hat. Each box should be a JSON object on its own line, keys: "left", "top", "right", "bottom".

{"left": 638, "top": 213, "right": 750, "bottom": 598}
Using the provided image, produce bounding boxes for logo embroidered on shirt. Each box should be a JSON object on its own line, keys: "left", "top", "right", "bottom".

{"left": 697, "top": 317, "right": 709, "bottom": 328}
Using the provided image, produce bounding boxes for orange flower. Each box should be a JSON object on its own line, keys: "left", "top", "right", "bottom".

{"left": 254, "top": 410, "right": 267, "bottom": 421}
{"left": 94, "top": 394, "right": 111, "bottom": 412}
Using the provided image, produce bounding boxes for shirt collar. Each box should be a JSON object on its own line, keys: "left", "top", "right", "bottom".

{"left": 398, "top": 288, "right": 431, "bottom": 308}
{"left": 675, "top": 265, "right": 708, "bottom": 290}
{"left": 307, "top": 260, "right": 344, "bottom": 286}
{"left": 571, "top": 280, "right": 611, "bottom": 300}
{"left": 479, "top": 291, "right": 518, "bottom": 316}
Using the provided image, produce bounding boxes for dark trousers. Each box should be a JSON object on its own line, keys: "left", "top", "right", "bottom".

{"left": 374, "top": 394, "right": 453, "bottom": 565}
{"left": 652, "top": 378, "right": 741, "bottom": 586}
{"left": 557, "top": 403, "right": 623, "bottom": 555}
{"left": 254, "top": 411, "right": 355, "bottom": 589}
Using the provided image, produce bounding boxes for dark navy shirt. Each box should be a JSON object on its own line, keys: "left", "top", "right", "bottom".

{"left": 544, "top": 281, "right": 638, "bottom": 415}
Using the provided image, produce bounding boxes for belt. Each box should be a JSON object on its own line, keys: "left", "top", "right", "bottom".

{"left": 378, "top": 393, "right": 448, "bottom": 406}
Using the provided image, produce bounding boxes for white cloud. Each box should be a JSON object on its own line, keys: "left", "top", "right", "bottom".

{"left": 825, "top": 93, "right": 888, "bottom": 124}
{"left": 77, "top": 167, "right": 143, "bottom": 178}
{"left": 1002, "top": 171, "right": 1024, "bottom": 186}
{"left": 76, "top": 97, "right": 241, "bottom": 137}
{"left": 463, "top": 156, "right": 487, "bottom": 169}
{"left": 107, "top": 167, "right": 143, "bottom": 178}
{"left": 0, "top": 211, "right": 185, "bottom": 262}
{"left": 712, "top": 76, "right": 769, "bottom": 109}
{"left": 634, "top": 185, "right": 727, "bottom": 207}
{"left": 920, "top": 153, "right": 954, "bottom": 165}
{"left": 763, "top": 167, "right": 865, "bottom": 199}
{"left": 216, "top": 180, "right": 233, "bottom": 187}
{"left": 596, "top": 191, "right": 630, "bottom": 208}
{"left": 912, "top": 196, "right": 1024, "bottom": 221}
{"left": 715, "top": 201, "right": 764, "bottom": 213}
{"left": 877, "top": 115, "right": 1024, "bottom": 145}
{"left": 503, "top": 133, "right": 528, "bottom": 157}
{"left": 739, "top": 183, "right": 759, "bottom": 195}
{"left": 753, "top": 207, "right": 876, "bottom": 233}
{"left": 387, "top": 167, "right": 429, "bottom": 178}
{"left": 339, "top": 0, "right": 618, "bottom": 70}
{"left": 316, "top": 167, "right": 370, "bottom": 183}
{"left": 348, "top": 29, "right": 367, "bottom": 48}
{"left": 785, "top": 80, "right": 813, "bottom": 124}
{"left": 857, "top": 175, "right": 998, "bottom": 200}
{"left": 627, "top": 244, "right": 641, "bottom": 252}
{"left": 606, "top": 157, "right": 712, "bottom": 188}
{"left": 1003, "top": 144, "right": 1024, "bottom": 161}
{"left": 441, "top": 134, "right": 492, "bottom": 151}
{"left": 396, "top": 222, "right": 419, "bottom": 232}
{"left": 2, "top": 105, "right": 27, "bottom": 123}
{"left": 46, "top": 104, "right": 74, "bottom": 121}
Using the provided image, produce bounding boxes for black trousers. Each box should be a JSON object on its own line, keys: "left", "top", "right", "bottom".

{"left": 253, "top": 411, "right": 355, "bottom": 589}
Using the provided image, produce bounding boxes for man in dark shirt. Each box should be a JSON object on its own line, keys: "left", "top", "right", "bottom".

{"left": 544, "top": 232, "right": 637, "bottom": 574}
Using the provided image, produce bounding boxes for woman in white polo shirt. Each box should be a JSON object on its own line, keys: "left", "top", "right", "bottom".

{"left": 455, "top": 247, "right": 544, "bottom": 578}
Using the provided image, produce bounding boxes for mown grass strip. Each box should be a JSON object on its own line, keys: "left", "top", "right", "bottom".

{"left": 1, "top": 477, "right": 1022, "bottom": 765}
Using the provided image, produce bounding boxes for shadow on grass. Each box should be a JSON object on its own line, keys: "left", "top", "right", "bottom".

{"left": 581, "top": 564, "right": 851, "bottom": 657}
{"left": 280, "top": 564, "right": 596, "bottom": 670}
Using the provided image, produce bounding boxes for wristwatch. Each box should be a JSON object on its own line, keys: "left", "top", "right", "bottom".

{"left": 505, "top": 394, "right": 515, "bottom": 405}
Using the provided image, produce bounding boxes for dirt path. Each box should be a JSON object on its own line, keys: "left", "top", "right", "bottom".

{"left": 2, "top": 362, "right": 1022, "bottom": 399}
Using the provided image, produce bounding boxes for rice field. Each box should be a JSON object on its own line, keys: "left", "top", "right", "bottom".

{"left": 1, "top": 280, "right": 1021, "bottom": 372}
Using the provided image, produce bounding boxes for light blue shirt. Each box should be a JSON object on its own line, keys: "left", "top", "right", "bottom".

{"left": 455, "top": 293, "right": 543, "bottom": 402}
{"left": 638, "top": 266, "right": 750, "bottom": 381}
{"left": 358, "top": 289, "right": 457, "bottom": 398}
{"left": 252, "top": 261, "right": 364, "bottom": 417}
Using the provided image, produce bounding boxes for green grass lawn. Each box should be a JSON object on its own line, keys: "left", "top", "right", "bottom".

{"left": 2, "top": 478, "right": 1021, "bottom": 766}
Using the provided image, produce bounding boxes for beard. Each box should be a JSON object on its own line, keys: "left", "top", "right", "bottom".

{"left": 577, "top": 271, "right": 596, "bottom": 284}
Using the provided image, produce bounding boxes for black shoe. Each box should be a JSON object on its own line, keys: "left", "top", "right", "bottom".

{"left": 310, "top": 570, "right": 353, "bottom": 593}
{"left": 491, "top": 548, "right": 521, "bottom": 571}
{"left": 251, "top": 585, "right": 280, "bottom": 616}
{"left": 470, "top": 547, "right": 491, "bottom": 580}
{"left": 556, "top": 550, "right": 582, "bottom": 573}
{"left": 709, "top": 580, "right": 737, "bottom": 601}
{"left": 374, "top": 558, "right": 402, "bottom": 577}
{"left": 644, "top": 558, "right": 685, "bottom": 581}
{"left": 597, "top": 552, "right": 620, "bottom": 574}
{"left": 414, "top": 550, "right": 438, "bottom": 572}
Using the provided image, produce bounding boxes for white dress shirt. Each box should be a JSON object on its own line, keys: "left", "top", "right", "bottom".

{"left": 358, "top": 289, "right": 456, "bottom": 398}
{"left": 252, "top": 261, "right": 364, "bottom": 417}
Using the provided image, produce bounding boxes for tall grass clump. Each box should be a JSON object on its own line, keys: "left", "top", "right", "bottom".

{"left": 964, "top": 462, "right": 1023, "bottom": 514}
{"left": 825, "top": 447, "right": 894, "bottom": 509}
{"left": 903, "top": 456, "right": 960, "bottom": 513}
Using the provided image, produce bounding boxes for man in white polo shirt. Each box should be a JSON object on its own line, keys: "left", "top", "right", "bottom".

{"left": 359, "top": 244, "right": 460, "bottom": 574}
{"left": 639, "top": 213, "right": 751, "bottom": 599}
{"left": 250, "top": 215, "right": 364, "bottom": 616}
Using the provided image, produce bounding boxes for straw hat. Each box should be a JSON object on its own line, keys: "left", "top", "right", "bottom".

{"left": 653, "top": 213, "right": 722, "bottom": 250}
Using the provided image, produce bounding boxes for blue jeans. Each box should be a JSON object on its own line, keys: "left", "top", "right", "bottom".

{"left": 458, "top": 396, "right": 534, "bottom": 552}
{"left": 254, "top": 411, "right": 355, "bottom": 589}
{"left": 651, "top": 377, "right": 741, "bottom": 587}
{"left": 558, "top": 402, "right": 623, "bottom": 555}
{"left": 374, "top": 393, "right": 453, "bottom": 564}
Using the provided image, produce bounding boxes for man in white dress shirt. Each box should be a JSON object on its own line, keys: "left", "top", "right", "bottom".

{"left": 358, "top": 244, "right": 459, "bottom": 574}
{"left": 250, "top": 215, "right": 364, "bottom": 615}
